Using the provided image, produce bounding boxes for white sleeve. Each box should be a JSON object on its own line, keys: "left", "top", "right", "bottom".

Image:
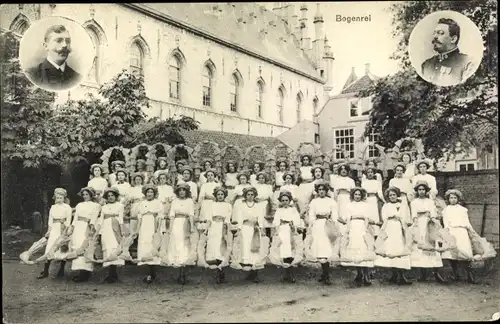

{"left": 117, "top": 204, "right": 124, "bottom": 225}
{"left": 308, "top": 200, "right": 316, "bottom": 224}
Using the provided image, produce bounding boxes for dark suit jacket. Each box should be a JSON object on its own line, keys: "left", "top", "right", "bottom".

{"left": 421, "top": 48, "right": 474, "bottom": 86}
{"left": 25, "top": 58, "right": 82, "bottom": 91}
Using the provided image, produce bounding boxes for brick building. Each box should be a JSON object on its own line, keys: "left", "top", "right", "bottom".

{"left": 0, "top": 3, "right": 333, "bottom": 144}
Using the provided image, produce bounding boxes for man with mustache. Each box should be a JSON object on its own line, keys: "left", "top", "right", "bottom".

{"left": 420, "top": 18, "right": 475, "bottom": 87}
{"left": 25, "top": 24, "right": 82, "bottom": 91}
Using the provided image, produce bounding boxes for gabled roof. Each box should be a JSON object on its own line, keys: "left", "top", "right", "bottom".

{"left": 181, "top": 129, "right": 285, "bottom": 151}
{"left": 125, "top": 3, "right": 322, "bottom": 82}
{"left": 342, "top": 68, "right": 358, "bottom": 90}
{"left": 341, "top": 73, "right": 379, "bottom": 94}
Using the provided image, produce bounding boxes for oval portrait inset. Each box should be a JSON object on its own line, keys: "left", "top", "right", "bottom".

{"left": 19, "top": 16, "right": 94, "bottom": 92}
{"left": 409, "top": 10, "right": 484, "bottom": 87}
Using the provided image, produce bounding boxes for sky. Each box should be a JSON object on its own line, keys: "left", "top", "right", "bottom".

{"left": 261, "top": 2, "right": 401, "bottom": 94}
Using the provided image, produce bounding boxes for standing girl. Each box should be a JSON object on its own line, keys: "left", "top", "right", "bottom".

{"left": 249, "top": 162, "right": 265, "bottom": 187}
{"left": 153, "top": 157, "right": 170, "bottom": 183}
{"left": 304, "top": 181, "right": 340, "bottom": 285}
{"left": 340, "top": 187, "right": 376, "bottom": 287}
{"left": 136, "top": 184, "right": 165, "bottom": 284}
{"left": 328, "top": 163, "right": 339, "bottom": 191}
{"left": 109, "top": 160, "right": 126, "bottom": 187}
{"left": 69, "top": 187, "right": 101, "bottom": 282}
{"left": 198, "top": 159, "right": 216, "bottom": 188}
{"left": 197, "top": 169, "right": 220, "bottom": 222}
{"left": 37, "top": 188, "right": 73, "bottom": 279}
{"left": 254, "top": 171, "right": 274, "bottom": 239}
{"left": 296, "top": 155, "right": 314, "bottom": 214}
{"left": 412, "top": 159, "right": 438, "bottom": 200}
{"left": 401, "top": 153, "right": 417, "bottom": 181}
{"left": 223, "top": 161, "right": 239, "bottom": 203}
{"left": 198, "top": 186, "right": 233, "bottom": 283}
{"left": 127, "top": 173, "right": 145, "bottom": 235}
{"left": 97, "top": 187, "right": 126, "bottom": 283}
{"left": 177, "top": 165, "right": 199, "bottom": 202}
{"left": 269, "top": 191, "right": 303, "bottom": 283}
{"left": 361, "top": 159, "right": 383, "bottom": 185}
{"left": 114, "top": 168, "right": 131, "bottom": 203}
{"left": 361, "top": 167, "right": 384, "bottom": 237}
{"left": 333, "top": 163, "right": 356, "bottom": 235}
{"left": 374, "top": 187, "right": 412, "bottom": 285}
{"left": 156, "top": 170, "right": 175, "bottom": 216}
{"left": 231, "top": 172, "right": 252, "bottom": 219}
{"left": 273, "top": 160, "right": 289, "bottom": 200}
{"left": 440, "top": 189, "right": 477, "bottom": 283}
{"left": 231, "top": 187, "right": 269, "bottom": 283}
{"left": 88, "top": 164, "right": 108, "bottom": 194}
{"left": 388, "top": 163, "right": 414, "bottom": 216}
{"left": 278, "top": 172, "right": 300, "bottom": 210}
{"left": 165, "top": 183, "right": 197, "bottom": 284}
{"left": 135, "top": 159, "right": 150, "bottom": 185}
{"left": 409, "top": 180, "right": 447, "bottom": 284}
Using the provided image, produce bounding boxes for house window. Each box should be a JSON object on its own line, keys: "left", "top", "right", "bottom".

{"left": 202, "top": 65, "right": 212, "bottom": 107}
{"left": 320, "top": 70, "right": 324, "bottom": 78}
{"left": 256, "top": 82, "right": 264, "bottom": 118}
{"left": 86, "top": 27, "right": 100, "bottom": 84}
{"left": 362, "top": 97, "right": 371, "bottom": 115}
{"left": 349, "top": 98, "right": 360, "bottom": 117}
{"left": 368, "top": 132, "right": 380, "bottom": 158}
{"left": 296, "top": 94, "right": 302, "bottom": 123}
{"left": 314, "top": 133, "right": 320, "bottom": 144}
{"left": 230, "top": 74, "right": 239, "bottom": 112}
{"left": 129, "top": 42, "right": 144, "bottom": 75}
{"left": 457, "top": 162, "right": 476, "bottom": 172}
{"left": 334, "top": 128, "right": 355, "bottom": 159}
{"left": 169, "top": 56, "right": 181, "bottom": 99}
{"left": 277, "top": 88, "right": 284, "bottom": 123}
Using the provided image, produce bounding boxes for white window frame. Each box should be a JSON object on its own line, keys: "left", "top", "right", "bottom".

{"left": 366, "top": 131, "right": 381, "bottom": 158}
{"left": 333, "top": 127, "right": 355, "bottom": 159}
{"left": 348, "top": 98, "right": 360, "bottom": 118}
{"left": 202, "top": 65, "right": 212, "bottom": 108}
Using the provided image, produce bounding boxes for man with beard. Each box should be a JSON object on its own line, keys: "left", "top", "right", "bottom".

{"left": 421, "top": 18, "right": 475, "bottom": 86}
{"left": 25, "top": 25, "right": 82, "bottom": 91}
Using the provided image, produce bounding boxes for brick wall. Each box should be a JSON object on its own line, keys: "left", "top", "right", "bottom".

{"left": 432, "top": 170, "right": 499, "bottom": 248}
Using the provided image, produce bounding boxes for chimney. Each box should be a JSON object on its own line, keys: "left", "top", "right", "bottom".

{"left": 299, "top": 4, "right": 310, "bottom": 52}
{"left": 313, "top": 3, "right": 324, "bottom": 69}
{"left": 365, "top": 63, "right": 371, "bottom": 75}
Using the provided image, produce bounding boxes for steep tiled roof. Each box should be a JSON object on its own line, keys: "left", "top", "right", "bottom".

{"left": 343, "top": 68, "right": 358, "bottom": 90}
{"left": 181, "top": 129, "right": 286, "bottom": 151}
{"left": 127, "top": 3, "right": 321, "bottom": 81}
{"left": 341, "top": 73, "right": 378, "bottom": 94}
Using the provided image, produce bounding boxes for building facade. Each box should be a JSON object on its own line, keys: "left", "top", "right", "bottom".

{"left": 0, "top": 3, "right": 334, "bottom": 138}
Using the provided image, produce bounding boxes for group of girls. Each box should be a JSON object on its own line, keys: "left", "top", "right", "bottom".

{"left": 27, "top": 153, "right": 495, "bottom": 287}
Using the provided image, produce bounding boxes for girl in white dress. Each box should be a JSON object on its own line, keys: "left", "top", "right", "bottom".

{"left": 334, "top": 163, "right": 356, "bottom": 235}
{"left": 374, "top": 187, "right": 412, "bottom": 285}
{"left": 156, "top": 171, "right": 175, "bottom": 216}
{"left": 37, "top": 188, "right": 73, "bottom": 279}
{"left": 198, "top": 187, "right": 233, "bottom": 284}
{"left": 272, "top": 160, "right": 289, "bottom": 202}
{"left": 69, "top": 187, "right": 100, "bottom": 282}
{"left": 175, "top": 160, "right": 187, "bottom": 184}
{"left": 401, "top": 153, "right": 417, "bottom": 182}
{"left": 198, "top": 169, "right": 220, "bottom": 223}
{"left": 410, "top": 180, "right": 448, "bottom": 284}
{"left": 297, "top": 155, "right": 314, "bottom": 214}
{"left": 441, "top": 189, "right": 477, "bottom": 284}
{"left": 231, "top": 172, "right": 252, "bottom": 220}
{"left": 127, "top": 173, "right": 145, "bottom": 234}
{"left": 269, "top": 191, "right": 303, "bottom": 283}
{"left": 136, "top": 184, "right": 165, "bottom": 284}
{"left": 361, "top": 159, "right": 383, "bottom": 185}
{"left": 304, "top": 182, "right": 340, "bottom": 285}
{"left": 412, "top": 160, "right": 438, "bottom": 200}
{"left": 198, "top": 159, "right": 217, "bottom": 188}
{"left": 153, "top": 157, "right": 169, "bottom": 183}
{"left": 361, "top": 167, "right": 384, "bottom": 237}
{"left": 230, "top": 187, "right": 270, "bottom": 283}
{"left": 249, "top": 162, "right": 265, "bottom": 187}
{"left": 108, "top": 160, "right": 125, "bottom": 187}
{"left": 340, "top": 188, "right": 376, "bottom": 287}
{"left": 165, "top": 183, "right": 197, "bottom": 284}
{"left": 96, "top": 187, "right": 126, "bottom": 283}
{"left": 176, "top": 165, "right": 199, "bottom": 202}
{"left": 328, "top": 163, "right": 339, "bottom": 192}
{"left": 254, "top": 171, "right": 274, "bottom": 239}
{"left": 278, "top": 172, "right": 300, "bottom": 211}
{"left": 135, "top": 159, "right": 150, "bottom": 185}
{"left": 388, "top": 163, "right": 414, "bottom": 219}
{"left": 223, "top": 161, "right": 239, "bottom": 203}
{"left": 88, "top": 164, "right": 108, "bottom": 194}
{"left": 114, "top": 168, "right": 131, "bottom": 203}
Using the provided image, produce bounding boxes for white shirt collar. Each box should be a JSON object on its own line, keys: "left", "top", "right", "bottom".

{"left": 47, "top": 57, "right": 66, "bottom": 72}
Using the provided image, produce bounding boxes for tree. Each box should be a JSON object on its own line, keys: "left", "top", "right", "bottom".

{"left": 361, "top": 0, "right": 498, "bottom": 160}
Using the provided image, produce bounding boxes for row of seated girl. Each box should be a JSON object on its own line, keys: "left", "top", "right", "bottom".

{"left": 34, "top": 173, "right": 490, "bottom": 287}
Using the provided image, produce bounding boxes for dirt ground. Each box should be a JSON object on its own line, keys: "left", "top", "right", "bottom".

{"left": 2, "top": 230, "right": 500, "bottom": 323}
